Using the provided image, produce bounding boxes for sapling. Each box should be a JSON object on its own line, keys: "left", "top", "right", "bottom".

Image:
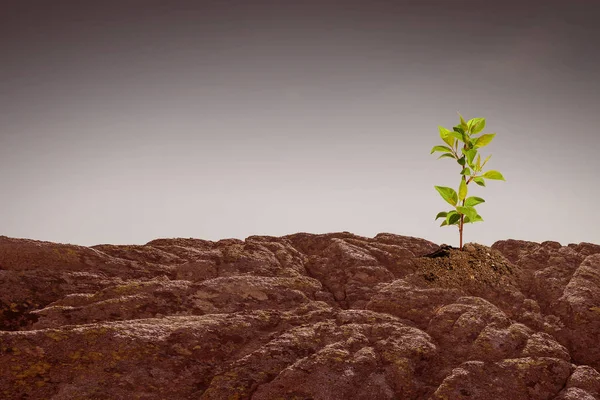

{"left": 430, "top": 113, "right": 505, "bottom": 250}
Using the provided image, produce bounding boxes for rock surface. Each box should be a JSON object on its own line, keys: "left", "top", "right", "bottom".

{"left": 1, "top": 232, "right": 599, "bottom": 399}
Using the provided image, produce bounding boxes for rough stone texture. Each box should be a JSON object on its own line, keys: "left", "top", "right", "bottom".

{"left": 1, "top": 233, "right": 599, "bottom": 399}
{"left": 554, "top": 254, "right": 600, "bottom": 370}
{"left": 492, "top": 240, "right": 600, "bottom": 371}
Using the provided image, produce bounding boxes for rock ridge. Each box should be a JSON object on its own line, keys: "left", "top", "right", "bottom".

{"left": 1, "top": 233, "right": 599, "bottom": 399}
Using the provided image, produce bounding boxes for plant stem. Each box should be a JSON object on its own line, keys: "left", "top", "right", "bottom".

{"left": 459, "top": 198, "right": 465, "bottom": 250}
{"left": 459, "top": 141, "right": 468, "bottom": 250}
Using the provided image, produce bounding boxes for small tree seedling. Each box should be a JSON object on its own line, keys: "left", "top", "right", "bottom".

{"left": 431, "top": 113, "right": 505, "bottom": 250}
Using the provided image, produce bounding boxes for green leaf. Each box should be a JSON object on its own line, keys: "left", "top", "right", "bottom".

{"left": 482, "top": 170, "right": 505, "bottom": 181}
{"left": 430, "top": 145, "right": 453, "bottom": 154}
{"left": 473, "top": 177, "right": 486, "bottom": 187}
{"left": 437, "top": 153, "right": 456, "bottom": 160}
{"left": 464, "top": 214, "right": 483, "bottom": 223}
{"left": 463, "top": 149, "right": 477, "bottom": 166}
{"left": 464, "top": 196, "right": 485, "bottom": 207}
{"left": 481, "top": 154, "right": 492, "bottom": 168}
{"left": 474, "top": 133, "right": 496, "bottom": 148}
{"left": 446, "top": 211, "right": 461, "bottom": 225}
{"left": 435, "top": 211, "right": 448, "bottom": 220}
{"left": 440, "top": 220, "right": 448, "bottom": 227}
{"left": 447, "top": 130, "right": 464, "bottom": 142}
{"left": 460, "top": 167, "right": 471, "bottom": 175}
{"left": 463, "top": 136, "right": 473, "bottom": 149}
{"left": 475, "top": 154, "right": 481, "bottom": 171}
{"left": 434, "top": 186, "right": 458, "bottom": 206}
{"left": 468, "top": 117, "right": 486, "bottom": 134}
{"left": 457, "top": 112, "right": 468, "bottom": 130}
{"left": 457, "top": 156, "right": 466, "bottom": 166}
{"left": 458, "top": 179, "right": 468, "bottom": 201}
{"left": 448, "top": 214, "right": 461, "bottom": 225}
{"left": 457, "top": 206, "right": 477, "bottom": 221}
{"left": 438, "top": 126, "right": 455, "bottom": 147}
{"left": 453, "top": 126, "right": 465, "bottom": 135}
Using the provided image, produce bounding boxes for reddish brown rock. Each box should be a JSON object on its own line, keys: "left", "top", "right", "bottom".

{"left": 366, "top": 279, "right": 461, "bottom": 329}
{"left": 1, "top": 233, "right": 599, "bottom": 399}
{"left": 558, "top": 365, "right": 600, "bottom": 399}
{"left": 492, "top": 239, "right": 600, "bottom": 312}
{"left": 31, "top": 275, "right": 324, "bottom": 329}
{"left": 431, "top": 357, "right": 573, "bottom": 400}
{"left": 493, "top": 240, "right": 600, "bottom": 371}
{"left": 0, "top": 236, "right": 166, "bottom": 331}
{"left": 554, "top": 254, "right": 600, "bottom": 369}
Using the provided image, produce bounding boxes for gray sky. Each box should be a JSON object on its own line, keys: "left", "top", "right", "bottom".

{"left": 1, "top": 0, "right": 599, "bottom": 247}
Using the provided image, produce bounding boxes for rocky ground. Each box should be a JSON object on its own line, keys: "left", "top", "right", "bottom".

{"left": 1, "top": 232, "right": 599, "bottom": 399}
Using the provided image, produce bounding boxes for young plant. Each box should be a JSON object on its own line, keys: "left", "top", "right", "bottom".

{"left": 430, "top": 113, "right": 505, "bottom": 250}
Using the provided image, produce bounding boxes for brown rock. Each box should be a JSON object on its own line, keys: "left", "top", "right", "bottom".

{"left": 554, "top": 254, "right": 600, "bottom": 369}
{"left": 1, "top": 233, "right": 599, "bottom": 399}
{"left": 431, "top": 357, "right": 572, "bottom": 400}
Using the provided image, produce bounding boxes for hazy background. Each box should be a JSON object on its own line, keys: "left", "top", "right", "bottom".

{"left": 1, "top": 0, "right": 599, "bottom": 247}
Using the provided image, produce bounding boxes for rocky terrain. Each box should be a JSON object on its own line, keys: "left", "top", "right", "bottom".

{"left": 1, "top": 232, "right": 599, "bottom": 400}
